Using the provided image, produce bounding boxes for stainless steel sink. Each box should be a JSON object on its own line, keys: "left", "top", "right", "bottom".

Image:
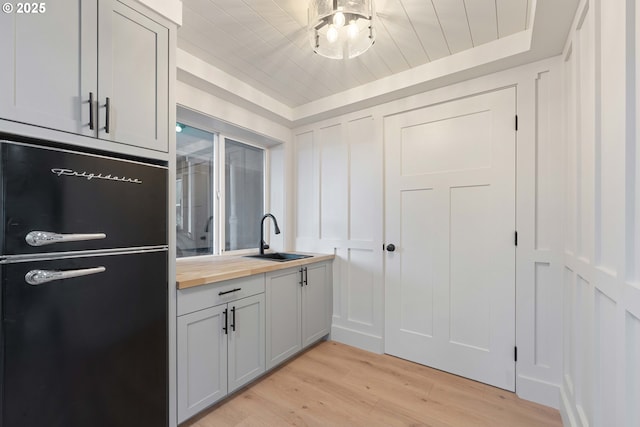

{"left": 244, "top": 252, "right": 312, "bottom": 262}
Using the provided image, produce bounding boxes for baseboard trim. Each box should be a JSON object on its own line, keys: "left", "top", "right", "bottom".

{"left": 517, "top": 375, "right": 561, "bottom": 409}
{"left": 560, "top": 384, "right": 579, "bottom": 427}
{"left": 330, "top": 324, "right": 383, "bottom": 354}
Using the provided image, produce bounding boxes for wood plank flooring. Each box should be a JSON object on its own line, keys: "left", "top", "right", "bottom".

{"left": 182, "top": 341, "right": 562, "bottom": 427}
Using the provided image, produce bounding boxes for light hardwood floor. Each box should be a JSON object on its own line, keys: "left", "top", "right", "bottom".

{"left": 182, "top": 341, "right": 562, "bottom": 427}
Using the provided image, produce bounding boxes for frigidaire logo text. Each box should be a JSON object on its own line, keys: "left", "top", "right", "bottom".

{"left": 51, "top": 168, "right": 143, "bottom": 184}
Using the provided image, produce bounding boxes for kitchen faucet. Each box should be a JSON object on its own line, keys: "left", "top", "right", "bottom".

{"left": 260, "top": 213, "right": 281, "bottom": 255}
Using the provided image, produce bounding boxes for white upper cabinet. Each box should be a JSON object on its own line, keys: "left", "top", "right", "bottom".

{"left": 0, "top": 0, "right": 97, "bottom": 137}
{"left": 97, "top": 0, "right": 169, "bottom": 151}
{"left": 0, "top": 0, "right": 170, "bottom": 152}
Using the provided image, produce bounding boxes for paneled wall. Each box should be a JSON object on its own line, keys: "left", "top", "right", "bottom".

{"left": 292, "top": 57, "right": 565, "bottom": 408}
{"left": 560, "top": 0, "right": 640, "bottom": 425}
{"left": 294, "top": 115, "right": 385, "bottom": 352}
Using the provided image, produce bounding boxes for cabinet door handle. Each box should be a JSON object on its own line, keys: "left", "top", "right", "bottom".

{"left": 218, "top": 287, "right": 241, "bottom": 296}
{"left": 231, "top": 306, "right": 236, "bottom": 332}
{"left": 299, "top": 268, "right": 304, "bottom": 287}
{"left": 223, "top": 308, "right": 228, "bottom": 335}
{"left": 88, "top": 92, "right": 94, "bottom": 130}
{"left": 304, "top": 267, "right": 308, "bottom": 286}
{"left": 105, "top": 97, "right": 111, "bottom": 134}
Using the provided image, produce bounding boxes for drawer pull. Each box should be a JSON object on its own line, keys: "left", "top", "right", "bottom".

{"left": 218, "top": 287, "right": 241, "bottom": 296}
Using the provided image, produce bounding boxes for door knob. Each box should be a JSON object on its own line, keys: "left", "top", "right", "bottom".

{"left": 386, "top": 244, "right": 396, "bottom": 252}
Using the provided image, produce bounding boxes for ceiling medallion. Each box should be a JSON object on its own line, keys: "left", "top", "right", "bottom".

{"left": 308, "top": 0, "right": 376, "bottom": 59}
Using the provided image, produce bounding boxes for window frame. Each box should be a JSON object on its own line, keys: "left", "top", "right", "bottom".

{"left": 175, "top": 118, "right": 270, "bottom": 259}
{"left": 218, "top": 135, "right": 270, "bottom": 255}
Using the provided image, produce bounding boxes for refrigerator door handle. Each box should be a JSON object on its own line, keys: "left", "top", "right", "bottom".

{"left": 25, "top": 231, "right": 107, "bottom": 247}
{"left": 25, "top": 266, "right": 107, "bottom": 286}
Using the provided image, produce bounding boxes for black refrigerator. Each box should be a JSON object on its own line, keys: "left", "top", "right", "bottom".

{"left": 0, "top": 138, "right": 168, "bottom": 427}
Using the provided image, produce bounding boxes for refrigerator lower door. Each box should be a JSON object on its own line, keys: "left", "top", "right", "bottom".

{"left": 1, "top": 250, "right": 168, "bottom": 427}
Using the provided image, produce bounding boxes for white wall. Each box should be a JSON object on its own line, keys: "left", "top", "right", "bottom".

{"left": 292, "top": 57, "right": 565, "bottom": 409}
{"left": 560, "top": 0, "right": 640, "bottom": 426}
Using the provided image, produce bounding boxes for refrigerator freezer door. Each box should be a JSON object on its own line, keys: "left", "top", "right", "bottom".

{"left": 0, "top": 250, "right": 168, "bottom": 427}
{"left": 0, "top": 141, "right": 167, "bottom": 256}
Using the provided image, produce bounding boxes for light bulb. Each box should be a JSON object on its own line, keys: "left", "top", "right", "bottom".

{"left": 347, "top": 20, "right": 359, "bottom": 39}
{"left": 333, "top": 11, "right": 345, "bottom": 28}
{"left": 326, "top": 25, "right": 338, "bottom": 43}
{"left": 176, "top": 124, "right": 183, "bottom": 133}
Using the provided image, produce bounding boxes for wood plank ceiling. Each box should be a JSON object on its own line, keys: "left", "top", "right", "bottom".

{"left": 178, "top": 0, "right": 531, "bottom": 108}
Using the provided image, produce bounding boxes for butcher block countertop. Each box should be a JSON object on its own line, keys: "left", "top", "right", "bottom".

{"left": 176, "top": 252, "right": 335, "bottom": 289}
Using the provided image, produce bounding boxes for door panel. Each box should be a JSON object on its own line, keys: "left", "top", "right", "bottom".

{"left": 385, "top": 88, "right": 516, "bottom": 391}
{"left": 228, "top": 294, "right": 265, "bottom": 393}
{"left": 1, "top": 250, "right": 168, "bottom": 427}
{"left": 266, "top": 268, "right": 301, "bottom": 369}
{"left": 399, "top": 189, "right": 435, "bottom": 337}
{"left": 0, "top": 141, "right": 167, "bottom": 255}
{"left": 0, "top": 0, "right": 96, "bottom": 136}
{"left": 177, "top": 305, "right": 228, "bottom": 423}
{"left": 302, "top": 263, "right": 330, "bottom": 347}
{"left": 98, "top": 0, "right": 168, "bottom": 151}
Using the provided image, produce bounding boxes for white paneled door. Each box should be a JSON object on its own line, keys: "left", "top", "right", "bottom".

{"left": 384, "top": 88, "right": 517, "bottom": 391}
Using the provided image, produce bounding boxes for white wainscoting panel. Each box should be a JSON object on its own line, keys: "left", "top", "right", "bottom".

{"left": 346, "top": 248, "right": 376, "bottom": 326}
{"left": 560, "top": 0, "right": 640, "bottom": 425}
{"left": 349, "top": 117, "right": 376, "bottom": 242}
{"left": 295, "top": 131, "right": 318, "bottom": 242}
{"left": 320, "top": 124, "right": 347, "bottom": 241}
{"left": 294, "top": 114, "right": 384, "bottom": 353}
{"left": 626, "top": 312, "right": 640, "bottom": 426}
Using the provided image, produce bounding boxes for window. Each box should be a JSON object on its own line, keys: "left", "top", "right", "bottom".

{"left": 175, "top": 124, "right": 265, "bottom": 258}
{"left": 225, "top": 139, "right": 264, "bottom": 251}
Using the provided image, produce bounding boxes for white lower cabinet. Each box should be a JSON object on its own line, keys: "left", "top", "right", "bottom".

{"left": 266, "top": 261, "right": 332, "bottom": 370}
{"left": 177, "top": 260, "right": 332, "bottom": 422}
{"left": 302, "top": 263, "right": 331, "bottom": 347}
{"left": 177, "top": 277, "right": 265, "bottom": 423}
{"left": 177, "top": 305, "right": 227, "bottom": 422}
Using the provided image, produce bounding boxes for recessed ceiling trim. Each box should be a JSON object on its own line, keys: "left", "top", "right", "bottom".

{"left": 177, "top": 28, "right": 531, "bottom": 126}
{"left": 293, "top": 29, "right": 531, "bottom": 121}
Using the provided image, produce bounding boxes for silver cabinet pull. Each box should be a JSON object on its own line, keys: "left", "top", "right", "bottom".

{"left": 25, "top": 231, "right": 107, "bottom": 247}
{"left": 25, "top": 266, "right": 106, "bottom": 286}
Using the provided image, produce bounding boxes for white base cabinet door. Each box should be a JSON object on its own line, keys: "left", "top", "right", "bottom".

{"left": 266, "top": 261, "right": 332, "bottom": 370}
{"left": 302, "top": 263, "right": 331, "bottom": 348}
{"left": 266, "top": 268, "right": 302, "bottom": 370}
{"left": 227, "top": 294, "right": 266, "bottom": 393}
{"left": 177, "top": 305, "right": 228, "bottom": 423}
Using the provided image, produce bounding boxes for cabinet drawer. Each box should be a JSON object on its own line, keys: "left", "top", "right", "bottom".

{"left": 178, "top": 274, "right": 265, "bottom": 316}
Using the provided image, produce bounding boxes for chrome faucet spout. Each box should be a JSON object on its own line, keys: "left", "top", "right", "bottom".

{"left": 260, "top": 213, "right": 281, "bottom": 255}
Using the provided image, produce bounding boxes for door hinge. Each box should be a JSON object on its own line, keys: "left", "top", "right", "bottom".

{"left": 514, "top": 231, "right": 518, "bottom": 246}
{"left": 515, "top": 115, "right": 518, "bottom": 131}
{"left": 514, "top": 346, "right": 518, "bottom": 362}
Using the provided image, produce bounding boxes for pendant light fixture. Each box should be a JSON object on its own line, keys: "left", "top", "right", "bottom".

{"left": 308, "top": 0, "right": 375, "bottom": 59}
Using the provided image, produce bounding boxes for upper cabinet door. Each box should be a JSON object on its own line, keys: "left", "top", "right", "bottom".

{"left": 0, "top": 0, "right": 97, "bottom": 136}
{"left": 97, "top": 0, "right": 169, "bottom": 152}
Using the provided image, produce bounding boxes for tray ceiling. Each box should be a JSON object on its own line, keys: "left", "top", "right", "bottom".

{"left": 177, "top": 0, "right": 532, "bottom": 108}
